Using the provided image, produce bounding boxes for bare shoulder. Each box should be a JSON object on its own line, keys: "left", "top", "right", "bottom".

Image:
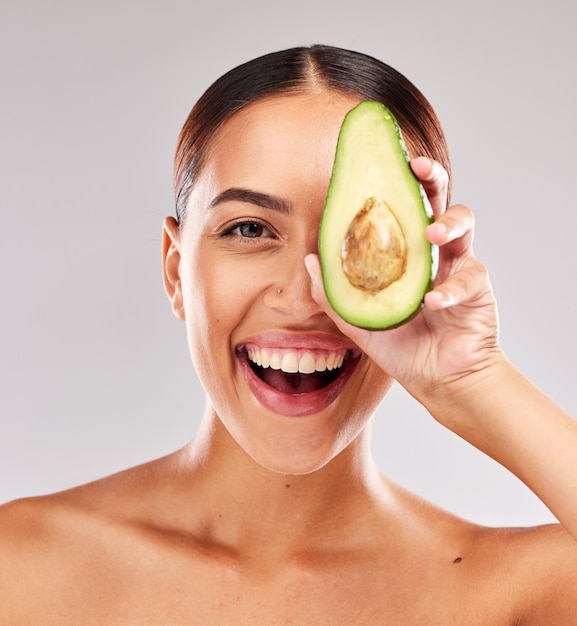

{"left": 0, "top": 449, "right": 181, "bottom": 539}
{"left": 0, "top": 492, "right": 93, "bottom": 621}
{"left": 450, "top": 519, "right": 577, "bottom": 624}
{"left": 385, "top": 482, "right": 577, "bottom": 624}
{"left": 0, "top": 452, "right": 182, "bottom": 623}
{"left": 478, "top": 523, "right": 577, "bottom": 625}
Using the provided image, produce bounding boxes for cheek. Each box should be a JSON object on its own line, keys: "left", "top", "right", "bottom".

{"left": 181, "top": 247, "right": 264, "bottom": 368}
{"left": 181, "top": 257, "right": 238, "bottom": 408}
{"left": 184, "top": 259, "right": 236, "bottom": 348}
{"left": 190, "top": 262, "right": 235, "bottom": 328}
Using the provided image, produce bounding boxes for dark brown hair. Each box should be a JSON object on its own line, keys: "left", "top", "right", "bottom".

{"left": 174, "top": 45, "right": 450, "bottom": 223}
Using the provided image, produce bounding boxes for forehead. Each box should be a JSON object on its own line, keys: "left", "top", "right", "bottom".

{"left": 197, "top": 91, "right": 362, "bottom": 198}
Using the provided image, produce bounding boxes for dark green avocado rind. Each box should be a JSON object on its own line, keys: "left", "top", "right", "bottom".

{"left": 318, "top": 101, "right": 437, "bottom": 330}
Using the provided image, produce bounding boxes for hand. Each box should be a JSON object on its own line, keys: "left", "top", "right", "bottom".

{"left": 306, "top": 157, "right": 501, "bottom": 404}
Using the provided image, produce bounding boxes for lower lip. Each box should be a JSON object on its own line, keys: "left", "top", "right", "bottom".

{"left": 238, "top": 353, "right": 358, "bottom": 417}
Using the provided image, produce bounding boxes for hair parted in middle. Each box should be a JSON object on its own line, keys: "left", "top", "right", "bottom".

{"left": 174, "top": 44, "right": 451, "bottom": 224}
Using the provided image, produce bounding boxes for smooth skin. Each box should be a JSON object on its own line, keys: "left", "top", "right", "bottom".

{"left": 1, "top": 90, "right": 577, "bottom": 625}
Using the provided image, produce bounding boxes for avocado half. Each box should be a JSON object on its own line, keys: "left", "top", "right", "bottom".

{"left": 318, "top": 101, "right": 437, "bottom": 330}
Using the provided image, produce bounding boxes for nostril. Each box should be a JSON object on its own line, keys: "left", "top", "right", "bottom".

{"left": 265, "top": 278, "right": 322, "bottom": 313}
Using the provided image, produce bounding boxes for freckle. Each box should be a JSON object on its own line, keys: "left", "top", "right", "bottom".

{"left": 285, "top": 483, "right": 291, "bottom": 488}
{"left": 453, "top": 557, "right": 463, "bottom": 564}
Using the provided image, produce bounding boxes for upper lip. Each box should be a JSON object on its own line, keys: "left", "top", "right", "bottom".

{"left": 236, "top": 331, "right": 361, "bottom": 353}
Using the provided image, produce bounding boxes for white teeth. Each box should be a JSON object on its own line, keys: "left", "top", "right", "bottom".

{"left": 261, "top": 349, "right": 270, "bottom": 368}
{"left": 246, "top": 348, "right": 347, "bottom": 374}
{"left": 281, "top": 352, "right": 299, "bottom": 373}
{"left": 299, "top": 353, "right": 316, "bottom": 374}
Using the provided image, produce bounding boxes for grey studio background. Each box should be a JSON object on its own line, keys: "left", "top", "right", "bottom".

{"left": 1, "top": 0, "right": 575, "bottom": 528}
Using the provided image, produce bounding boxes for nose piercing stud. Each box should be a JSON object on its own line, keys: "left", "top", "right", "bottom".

{"left": 277, "top": 288, "right": 283, "bottom": 294}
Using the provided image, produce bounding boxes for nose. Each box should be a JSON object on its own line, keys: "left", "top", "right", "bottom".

{"left": 264, "top": 249, "right": 325, "bottom": 323}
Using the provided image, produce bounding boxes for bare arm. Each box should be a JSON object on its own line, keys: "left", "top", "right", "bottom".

{"left": 428, "top": 356, "right": 577, "bottom": 541}
{"left": 306, "top": 156, "right": 577, "bottom": 542}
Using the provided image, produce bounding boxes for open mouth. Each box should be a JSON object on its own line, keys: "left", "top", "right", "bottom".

{"left": 239, "top": 345, "right": 359, "bottom": 396}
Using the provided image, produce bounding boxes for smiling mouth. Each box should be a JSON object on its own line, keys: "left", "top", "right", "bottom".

{"left": 240, "top": 346, "right": 359, "bottom": 395}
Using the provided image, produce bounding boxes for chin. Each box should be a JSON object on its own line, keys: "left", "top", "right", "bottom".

{"left": 241, "top": 426, "right": 357, "bottom": 477}
{"left": 253, "top": 450, "right": 338, "bottom": 476}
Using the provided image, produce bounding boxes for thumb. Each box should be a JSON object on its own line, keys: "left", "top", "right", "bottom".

{"left": 304, "top": 253, "right": 331, "bottom": 310}
{"left": 304, "top": 254, "right": 371, "bottom": 345}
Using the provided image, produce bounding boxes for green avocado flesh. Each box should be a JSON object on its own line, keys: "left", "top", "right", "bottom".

{"left": 319, "top": 101, "right": 437, "bottom": 330}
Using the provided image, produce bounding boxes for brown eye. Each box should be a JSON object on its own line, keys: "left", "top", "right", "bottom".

{"left": 239, "top": 222, "right": 265, "bottom": 238}
{"left": 220, "top": 220, "right": 276, "bottom": 242}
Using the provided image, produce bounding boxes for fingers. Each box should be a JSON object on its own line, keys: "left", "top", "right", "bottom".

{"left": 411, "top": 157, "right": 474, "bottom": 258}
{"left": 411, "top": 156, "right": 473, "bottom": 254}
{"left": 304, "top": 254, "right": 346, "bottom": 325}
{"left": 426, "top": 203, "right": 475, "bottom": 258}
{"left": 405, "top": 155, "right": 483, "bottom": 311}
{"left": 410, "top": 156, "right": 449, "bottom": 218}
{"left": 425, "top": 257, "right": 491, "bottom": 310}
{"left": 423, "top": 198, "right": 484, "bottom": 312}
{"left": 304, "top": 253, "right": 329, "bottom": 309}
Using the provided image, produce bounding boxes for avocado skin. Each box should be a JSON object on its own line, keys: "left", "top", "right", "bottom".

{"left": 318, "top": 101, "right": 437, "bottom": 330}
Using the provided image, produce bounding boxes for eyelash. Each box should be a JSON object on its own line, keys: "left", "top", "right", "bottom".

{"left": 220, "top": 220, "right": 277, "bottom": 242}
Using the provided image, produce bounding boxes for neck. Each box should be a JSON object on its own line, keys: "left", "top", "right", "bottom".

{"left": 175, "top": 408, "right": 387, "bottom": 560}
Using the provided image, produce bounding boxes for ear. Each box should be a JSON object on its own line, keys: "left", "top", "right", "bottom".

{"left": 162, "top": 216, "right": 185, "bottom": 320}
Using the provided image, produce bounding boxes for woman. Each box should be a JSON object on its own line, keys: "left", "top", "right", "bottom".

{"left": 1, "top": 45, "right": 577, "bottom": 624}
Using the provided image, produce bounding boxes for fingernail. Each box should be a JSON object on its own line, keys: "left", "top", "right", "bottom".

{"left": 304, "top": 255, "right": 318, "bottom": 286}
{"left": 426, "top": 222, "right": 446, "bottom": 241}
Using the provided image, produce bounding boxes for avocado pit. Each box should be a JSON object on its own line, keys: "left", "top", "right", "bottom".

{"left": 341, "top": 197, "right": 408, "bottom": 295}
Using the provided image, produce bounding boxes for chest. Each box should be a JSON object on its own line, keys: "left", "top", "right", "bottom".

{"left": 48, "top": 551, "right": 519, "bottom": 626}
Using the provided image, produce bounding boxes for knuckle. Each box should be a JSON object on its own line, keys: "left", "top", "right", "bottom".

{"left": 466, "top": 259, "right": 491, "bottom": 290}
{"left": 435, "top": 161, "right": 449, "bottom": 190}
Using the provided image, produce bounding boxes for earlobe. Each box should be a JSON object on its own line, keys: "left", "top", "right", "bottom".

{"left": 162, "top": 216, "right": 185, "bottom": 320}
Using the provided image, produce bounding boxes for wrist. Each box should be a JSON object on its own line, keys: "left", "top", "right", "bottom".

{"left": 413, "top": 349, "right": 511, "bottom": 436}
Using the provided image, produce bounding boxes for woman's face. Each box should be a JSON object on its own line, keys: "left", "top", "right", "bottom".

{"left": 164, "top": 90, "right": 394, "bottom": 473}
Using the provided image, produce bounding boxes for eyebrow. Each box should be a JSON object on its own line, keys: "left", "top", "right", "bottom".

{"left": 207, "top": 187, "right": 292, "bottom": 214}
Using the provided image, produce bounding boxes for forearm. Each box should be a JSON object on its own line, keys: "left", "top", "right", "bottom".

{"left": 425, "top": 356, "right": 577, "bottom": 538}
